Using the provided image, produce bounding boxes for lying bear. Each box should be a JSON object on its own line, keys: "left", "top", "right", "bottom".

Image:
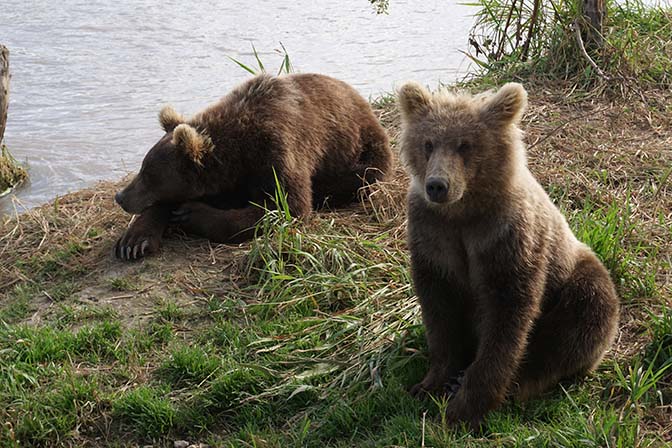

{"left": 114, "top": 73, "right": 392, "bottom": 260}
{"left": 398, "top": 81, "right": 619, "bottom": 427}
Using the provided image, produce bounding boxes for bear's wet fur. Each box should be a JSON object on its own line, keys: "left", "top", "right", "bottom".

{"left": 398, "top": 81, "right": 619, "bottom": 427}
{"left": 114, "top": 73, "right": 392, "bottom": 260}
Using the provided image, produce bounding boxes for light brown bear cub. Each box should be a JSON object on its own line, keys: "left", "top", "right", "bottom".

{"left": 398, "top": 82, "right": 619, "bottom": 427}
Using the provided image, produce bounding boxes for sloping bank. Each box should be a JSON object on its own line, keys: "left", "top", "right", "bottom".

{"left": 0, "top": 83, "right": 670, "bottom": 446}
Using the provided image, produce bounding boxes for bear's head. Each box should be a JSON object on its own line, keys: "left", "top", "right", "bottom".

{"left": 398, "top": 82, "right": 527, "bottom": 207}
{"left": 114, "top": 106, "right": 214, "bottom": 214}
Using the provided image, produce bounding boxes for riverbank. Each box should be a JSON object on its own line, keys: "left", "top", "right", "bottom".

{"left": 1, "top": 81, "right": 671, "bottom": 446}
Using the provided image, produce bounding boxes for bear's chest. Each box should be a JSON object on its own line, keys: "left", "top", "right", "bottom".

{"left": 417, "top": 224, "right": 469, "bottom": 280}
{"left": 409, "top": 215, "right": 469, "bottom": 282}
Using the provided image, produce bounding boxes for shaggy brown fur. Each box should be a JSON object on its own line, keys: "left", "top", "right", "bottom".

{"left": 398, "top": 82, "right": 620, "bottom": 427}
{"left": 114, "top": 73, "right": 392, "bottom": 260}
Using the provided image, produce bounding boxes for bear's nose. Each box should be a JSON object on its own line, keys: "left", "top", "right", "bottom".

{"left": 114, "top": 191, "right": 124, "bottom": 206}
{"left": 425, "top": 177, "right": 449, "bottom": 203}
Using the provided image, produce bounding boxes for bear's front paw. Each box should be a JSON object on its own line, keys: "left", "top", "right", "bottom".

{"left": 114, "top": 217, "right": 165, "bottom": 261}
{"left": 410, "top": 371, "right": 464, "bottom": 398}
{"left": 443, "top": 386, "right": 489, "bottom": 431}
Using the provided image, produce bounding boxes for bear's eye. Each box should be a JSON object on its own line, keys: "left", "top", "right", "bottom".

{"left": 424, "top": 140, "right": 433, "bottom": 153}
{"left": 457, "top": 142, "right": 471, "bottom": 153}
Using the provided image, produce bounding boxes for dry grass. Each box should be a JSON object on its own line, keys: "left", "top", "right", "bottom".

{"left": 0, "top": 82, "right": 670, "bottom": 445}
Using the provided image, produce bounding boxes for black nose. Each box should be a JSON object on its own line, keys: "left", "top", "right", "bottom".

{"left": 425, "top": 177, "right": 449, "bottom": 203}
{"left": 114, "top": 191, "right": 124, "bottom": 206}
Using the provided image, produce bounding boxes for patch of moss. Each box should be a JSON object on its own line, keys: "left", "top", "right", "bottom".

{"left": 0, "top": 144, "right": 27, "bottom": 195}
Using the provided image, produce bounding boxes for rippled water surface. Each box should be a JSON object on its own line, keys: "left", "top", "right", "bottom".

{"left": 1, "top": 0, "right": 475, "bottom": 213}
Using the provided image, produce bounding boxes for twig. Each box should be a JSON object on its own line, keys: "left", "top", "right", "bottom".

{"left": 521, "top": 0, "right": 541, "bottom": 61}
{"left": 572, "top": 19, "right": 611, "bottom": 81}
{"left": 421, "top": 410, "right": 427, "bottom": 448}
{"left": 495, "top": 0, "right": 521, "bottom": 59}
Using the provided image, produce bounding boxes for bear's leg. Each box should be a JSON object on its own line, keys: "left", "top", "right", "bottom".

{"left": 514, "top": 253, "right": 619, "bottom": 400}
{"left": 357, "top": 124, "right": 392, "bottom": 186}
{"left": 313, "top": 127, "right": 391, "bottom": 208}
{"left": 170, "top": 202, "right": 266, "bottom": 243}
{"left": 115, "top": 205, "right": 171, "bottom": 260}
{"left": 409, "top": 258, "right": 477, "bottom": 397}
{"left": 282, "top": 173, "right": 314, "bottom": 217}
{"left": 170, "top": 176, "right": 314, "bottom": 243}
{"left": 311, "top": 166, "right": 379, "bottom": 209}
{"left": 440, "top": 244, "right": 546, "bottom": 427}
{"left": 359, "top": 126, "right": 392, "bottom": 180}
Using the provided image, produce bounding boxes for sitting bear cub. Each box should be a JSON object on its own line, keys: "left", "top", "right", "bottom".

{"left": 398, "top": 82, "right": 619, "bottom": 426}
{"left": 115, "top": 73, "right": 392, "bottom": 260}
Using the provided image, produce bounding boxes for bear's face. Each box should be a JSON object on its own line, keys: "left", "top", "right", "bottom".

{"left": 115, "top": 106, "right": 214, "bottom": 214}
{"left": 398, "top": 82, "right": 527, "bottom": 206}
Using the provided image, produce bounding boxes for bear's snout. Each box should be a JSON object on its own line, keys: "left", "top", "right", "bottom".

{"left": 115, "top": 190, "right": 137, "bottom": 213}
{"left": 114, "top": 191, "right": 125, "bottom": 207}
{"left": 425, "top": 177, "right": 449, "bottom": 203}
{"left": 114, "top": 177, "right": 157, "bottom": 215}
{"left": 114, "top": 188, "right": 148, "bottom": 214}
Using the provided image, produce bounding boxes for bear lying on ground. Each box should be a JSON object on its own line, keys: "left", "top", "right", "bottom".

{"left": 114, "top": 73, "right": 392, "bottom": 260}
{"left": 397, "top": 81, "right": 620, "bottom": 427}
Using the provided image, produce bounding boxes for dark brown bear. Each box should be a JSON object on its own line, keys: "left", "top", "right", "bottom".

{"left": 397, "top": 81, "right": 619, "bottom": 427}
{"left": 114, "top": 73, "right": 392, "bottom": 260}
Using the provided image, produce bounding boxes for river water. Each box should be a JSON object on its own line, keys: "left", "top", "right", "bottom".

{"left": 0, "top": 0, "right": 475, "bottom": 214}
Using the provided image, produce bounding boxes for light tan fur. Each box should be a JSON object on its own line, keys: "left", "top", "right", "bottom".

{"left": 158, "top": 105, "right": 185, "bottom": 133}
{"left": 171, "top": 123, "right": 214, "bottom": 166}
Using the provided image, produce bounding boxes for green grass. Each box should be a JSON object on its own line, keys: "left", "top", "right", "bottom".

{"left": 156, "top": 298, "right": 185, "bottom": 322}
{"left": 113, "top": 385, "right": 176, "bottom": 439}
{"left": 227, "top": 42, "right": 294, "bottom": 76}
{"left": 646, "top": 307, "right": 672, "bottom": 371}
{"left": 0, "top": 284, "right": 35, "bottom": 323}
{"left": 0, "top": 321, "right": 123, "bottom": 364}
{"left": 108, "top": 275, "right": 138, "bottom": 292}
{"left": 566, "top": 194, "right": 659, "bottom": 301}
{"left": 6, "top": 374, "right": 99, "bottom": 445}
{"left": 157, "top": 345, "right": 220, "bottom": 387}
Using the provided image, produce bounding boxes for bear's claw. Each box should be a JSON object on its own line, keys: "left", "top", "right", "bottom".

{"left": 445, "top": 372, "right": 464, "bottom": 395}
{"left": 409, "top": 370, "right": 465, "bottom": 399}
{"left": 114, "top": 237, "right": 152, "bottom": 261}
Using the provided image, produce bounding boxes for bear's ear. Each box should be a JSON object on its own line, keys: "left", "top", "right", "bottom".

{"left": 398, "top": 82, "right": 432, "bottom": 119}
{"left": 172, "top": 124, "right": 214, "bottom": 166}
{"left": 480, "top": 82, "right": 527, "bottom": 126}
{"left": 159, "top": 105, "right": 185, "bottom": 133}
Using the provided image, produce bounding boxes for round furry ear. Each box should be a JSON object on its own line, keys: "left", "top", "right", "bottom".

{"left": 159, "top": 105, "right": 185, "bottom": 133}
{"left": 172, "top": 124, "right": 214, "bottom": 166}
{"left": 480, "top": 83, "right": 528, "bottom": 126}
{"left": 397, "top": 82, "right": 432, "bottom": 119}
